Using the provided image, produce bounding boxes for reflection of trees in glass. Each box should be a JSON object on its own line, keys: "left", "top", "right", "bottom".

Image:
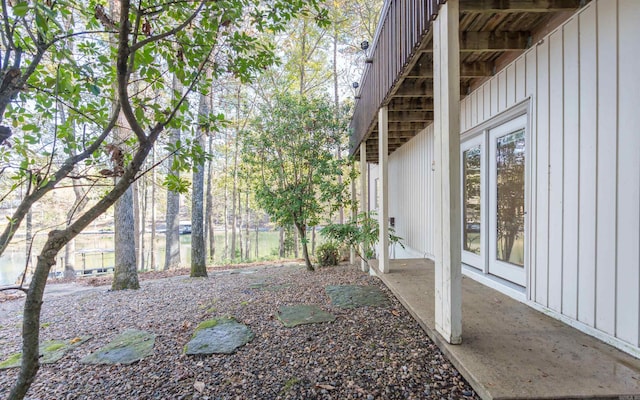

{"left": 496, "top": 130, "right": 525, "bottom": 266}
{"left": 463, "top": 146, "right": 481, "bottom": 254}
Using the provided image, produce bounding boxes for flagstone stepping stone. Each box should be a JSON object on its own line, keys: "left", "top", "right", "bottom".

{"left": 0, "top": 336, "right": 91, "bottom": 369}
{"left": 81, "top": 329, "right": 155, "bottom": 365}
{"left": 277, "top": 305, "right": 336, "bottom": 327}
{"left": 325, "top": 285, "right": 390, "bottom": 308}
{"left": 185, "top": 317, "right": 254, "bottom": 355}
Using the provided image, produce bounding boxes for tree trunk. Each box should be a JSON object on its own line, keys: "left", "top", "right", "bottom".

{"left": 150, "top": 144, "right": 157, "bottom": 270}
{"left": 237, "top": 189, "right": 242, "bottom": 260}
{"left": 296, "top": 223, "right": 314, "bottom": 271}
{"left": 112, "top": 185, "right": 139, "bottom": 290}
{"left": 205, "top": 134, "right": 215, "bottom": 262}
{"left": 133, "top": 180, "right": 142, "bottom": 270}
{"left": 279, "top": 227, "right": 284, "bottom": 258}
{"left": 139, "top": 178, "right": 147, "bottom": 270}
{"left": 255, "top": 224, "right": 259, "bottom": 259}
{"left": 293, "top": 227, "right": 299, "bottom": 259}
{"left": 191, "top": 157, "right": 206, "bottom": 276}
{"left": 25, "top": 209, "right": 32, "bottom": 276}
{"left": 230, "top": 86, "right": 241, "bottom": 261}
{"left": 244, "top": 190, "right": 250, "bottom": 259}
{"left": 164, "top": 74, "right": 182, "bottom": 271}
{"left": 332, "top": 22, "right": 344, "bottom": 225}
{"left": 191, "top": 94, "right": 207, "bottom": 277}
{"left": 223, "top": 130, "right": 229, "bottom": 260}
{"left": 9, "top": 126, "right": 158, "bottom": 398}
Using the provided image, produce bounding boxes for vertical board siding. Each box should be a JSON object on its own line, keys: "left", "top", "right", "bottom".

{"left": 615, "top": 0, "right": 640, "bottom": 347}
{"left": 562, "top": 17, "right": 580, "bottom": 320}
{"left": 548, "top": 30, "right": 564, "bottom": 313}
{"left": 535, "top": 39, "right": 551, "bottom": 307}
{"left": 595, "top": 0, "right": 617, "bottom": 336}
{"left": 577, "top": 3, "right": 597, "bottom": 328}
{"left": 387, "top": 125, "right": 435, "bottom": 258}
{"left": 458, "top": 0, "right": 639, "bottom": 349}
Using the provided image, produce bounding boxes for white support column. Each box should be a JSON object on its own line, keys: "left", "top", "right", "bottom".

{"left": 350, "top": 169, "right": 357, "bottom": 265}
{"left": 378, "top": 107, "right": 389, "bottom": 274}
{"left": 433, "top": 0, "right": 462, "bottom": 344}
{"left": 359, "top": 143, "right": 369, "bottom": 273}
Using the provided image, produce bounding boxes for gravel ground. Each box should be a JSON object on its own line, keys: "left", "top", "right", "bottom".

{"left": 0, "top": 263, "right": 479, "bottom": 400}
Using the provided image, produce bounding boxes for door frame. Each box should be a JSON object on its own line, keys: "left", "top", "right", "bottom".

{"left": 460, "top": 100, "right": 531, "bottom": 290}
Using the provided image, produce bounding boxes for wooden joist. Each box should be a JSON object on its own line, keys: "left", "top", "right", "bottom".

{"left": 388, "top": 110, "right": 434, "bottom": 122}
{"left": 460, "top": 0, "right": 582, "bottom": 13}
{"left": 388, "top": 98, "right": 434, "bottom": 112}
{"left": 420, "top": 31, "right": 530, "bottom": 52}
{"left": 405, "top": 59, "right": 494, "bottom": 78}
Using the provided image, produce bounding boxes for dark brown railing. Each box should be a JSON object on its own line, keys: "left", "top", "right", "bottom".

{"left": 349, "top": 0, "right": 443, "bottom": 155}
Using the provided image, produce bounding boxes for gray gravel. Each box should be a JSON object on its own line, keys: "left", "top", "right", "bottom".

{"left": 0, "top": 264, "right": 479, "bottom": 399}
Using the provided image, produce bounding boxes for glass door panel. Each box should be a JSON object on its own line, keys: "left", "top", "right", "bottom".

{"left": 461, "top": 136, "right": 484, "bottom": 270}
{"left": 489, "top": 115, "right": 527, "bottom": 286}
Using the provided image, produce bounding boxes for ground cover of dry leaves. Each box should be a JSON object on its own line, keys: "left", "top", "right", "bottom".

{"left": 0, "top": 263, "right": 479, "bottom": 399}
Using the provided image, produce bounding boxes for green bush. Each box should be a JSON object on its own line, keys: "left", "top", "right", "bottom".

{"left": 315, "top": 242, "right": 340, "bottom": 267}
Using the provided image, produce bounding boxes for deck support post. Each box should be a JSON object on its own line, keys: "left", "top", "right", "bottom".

{"left": 359, "top": 143, "right": 369, "bottom": 273}
{"left": 433, "top": 0, "right": 462, "bottom": 344}
{"left": 350, "top": 167, "right": 357, "bottom": 265}
{"left": 378, "top": 106, "right": 389, "bottom": 274}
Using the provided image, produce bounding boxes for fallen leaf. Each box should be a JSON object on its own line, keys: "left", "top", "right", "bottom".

{"left": 194, "top": 381, "right": 205, "bottom": 393}
{"left": 391, "top": 310, "right": 400, "bottom": 317}
{"left": 316, "top": 384, "right": 335, "bottom": 390}
{"left": 69, "top": 337, "right": 82, "bottom": 344}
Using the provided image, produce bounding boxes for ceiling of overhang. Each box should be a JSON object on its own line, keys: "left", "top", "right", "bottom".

{"left": 358, "top": 1, "right": 587, "bottom": 163}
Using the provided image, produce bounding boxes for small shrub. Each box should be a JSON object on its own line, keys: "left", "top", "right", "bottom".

{"left": 316, "top": 242, "right": 340, "bottom": 267}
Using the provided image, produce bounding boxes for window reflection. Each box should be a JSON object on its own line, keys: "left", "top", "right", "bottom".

{"left": 463, "top": 146, "right": 481, "bottom": 255}
{"left": 495, "top": 129, "right": 525, "bottom": 266}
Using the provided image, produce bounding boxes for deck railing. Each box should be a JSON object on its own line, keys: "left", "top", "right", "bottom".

{"left": 350, "top": 0, "right": 443, "bottom": 155}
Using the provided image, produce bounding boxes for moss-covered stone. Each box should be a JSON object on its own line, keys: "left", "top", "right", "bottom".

{"left": 185, "top": 317, "right": 254, "bottom": 355}
{"left": 81, "top": 330, "right": 155, "bottom": 365}
{"left": 277, "top": 305, "right": 336, "bottom": 327}
{"left": 325, "top": 285, "right": 390, "bottom": 308}
{"left": 0, "top": 336, "right": 91, "bottom": 369}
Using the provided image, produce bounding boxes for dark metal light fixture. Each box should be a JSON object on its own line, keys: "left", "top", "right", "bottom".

{"left": 352, "top": 82, "right": 359, "bottom": 89}
{"left": 360, "top": 40, "right": 369, "bottom": 50}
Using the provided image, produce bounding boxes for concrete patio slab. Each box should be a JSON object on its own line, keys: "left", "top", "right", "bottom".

{"left": 371, "top": 259, "right": 640, "bottom": 400}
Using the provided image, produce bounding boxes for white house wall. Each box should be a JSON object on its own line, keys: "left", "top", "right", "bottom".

{"left": 458, "top": 0, "right": 640, "bottom": 349}
{"left": 388, "top": 125, "right": 436, "bottom": 259}
{"left": 368, "top": 125, "right": 436, "bottom": 260}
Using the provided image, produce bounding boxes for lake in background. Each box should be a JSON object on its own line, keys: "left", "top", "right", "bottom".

{"left": 0, "top": 230, "right": 281, "bottom": 286}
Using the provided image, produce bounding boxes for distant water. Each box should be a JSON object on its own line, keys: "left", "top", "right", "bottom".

{"left": 0, "top": 233, "right": 193, "bottom": 286}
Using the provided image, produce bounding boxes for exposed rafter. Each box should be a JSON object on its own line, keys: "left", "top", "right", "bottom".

{"left": 460, "top": 0, "right": 583, "bottom": 13}
{"left": 388, "top": 111, "right": 434, "bottom": 122}
{"left": 408, "top": 61, "right": 494, "bottom": 79}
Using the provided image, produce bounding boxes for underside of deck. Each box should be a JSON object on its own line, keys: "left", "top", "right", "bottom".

{"left": 370, "top": 258, "right": 640, "bottom": 400}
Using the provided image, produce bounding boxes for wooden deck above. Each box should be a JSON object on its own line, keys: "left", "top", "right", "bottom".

{"left": 349, "top": 0, "right": 588, "bottom": 163}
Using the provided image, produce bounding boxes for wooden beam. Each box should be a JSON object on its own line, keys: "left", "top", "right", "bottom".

{"left": 406, "top": 59, "right": 495, "bottom": 79}
{"left": 388, "top": 121, "right": 432, "bottom": 131}
{"left": 460, "top": 31, "right": 530, "bottom": 52}
{"left": 388, "top": 97, "right": 435, "bottom": 112}
{"left": 393, "top": 79, "right": 434, "bottom": 97}
{"left": 388, "top": 110, "right": 434, "bottom": 122}
{"left": 460, "top": 0, "right": 581, "bottom": 12}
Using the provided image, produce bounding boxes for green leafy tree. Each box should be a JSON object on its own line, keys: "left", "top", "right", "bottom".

{"left": 0, "top": 1, "right": 328, "bottom": 398}
{"left": 244, "top": 93, "right": 346, "bottom": 271}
